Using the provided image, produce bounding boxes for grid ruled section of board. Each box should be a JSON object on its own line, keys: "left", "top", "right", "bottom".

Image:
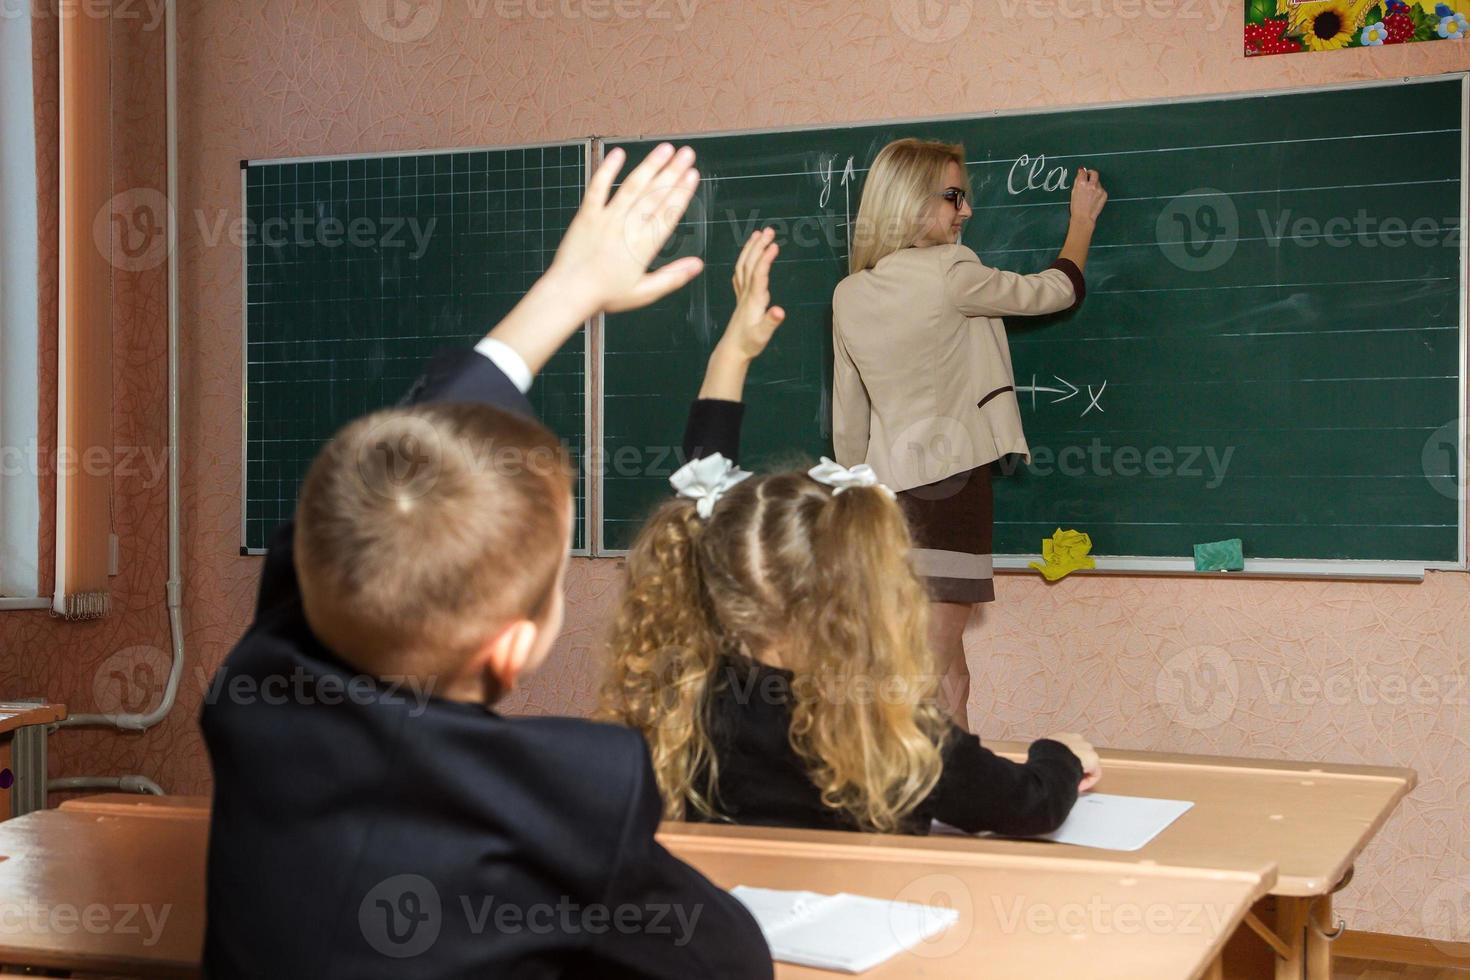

{"left": 244, "top": 145, "right": 588, "bottom": 551}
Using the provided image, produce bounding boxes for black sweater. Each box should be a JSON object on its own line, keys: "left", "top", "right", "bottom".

{"left": 677, "top": 398, "right": 1083, "bottom": 837}
{"left": 200, "top": 353, "right": 773, "bottom": 980}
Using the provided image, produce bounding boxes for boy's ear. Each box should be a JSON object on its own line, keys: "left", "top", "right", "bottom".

{"left": 468, "top": 619, "right": 539, "bottom": 701}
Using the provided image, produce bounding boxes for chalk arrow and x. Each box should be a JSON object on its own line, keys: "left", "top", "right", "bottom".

{"left": 1016, "top": 374, "right": 1107, "bottom": 416}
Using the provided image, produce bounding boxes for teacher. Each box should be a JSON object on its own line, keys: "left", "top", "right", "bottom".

{"left": 831, "top": 138, "right": 1107, "bottom": 726}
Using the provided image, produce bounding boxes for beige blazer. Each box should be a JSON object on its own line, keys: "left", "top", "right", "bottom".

{"left": 832, "top": 244, "right": 1083, "bottom": 493}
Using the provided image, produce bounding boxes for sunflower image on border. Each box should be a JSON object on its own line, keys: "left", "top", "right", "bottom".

{"left": 1282, "top": 0, "right": 1378, "bottom": 49}
{"left": 1247, "top": 0, "right": 1469, "bottom": 55}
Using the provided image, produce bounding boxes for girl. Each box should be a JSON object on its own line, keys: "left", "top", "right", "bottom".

{"left": 600, "top": 228, "right": 1100, "bottom": 836}
{"left": 832, "top": 139, "right": 1108, "bottom": 727}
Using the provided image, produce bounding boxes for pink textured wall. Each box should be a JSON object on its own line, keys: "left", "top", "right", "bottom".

{"left": 2, "top": 0, "right": 1467, "bottom": 943}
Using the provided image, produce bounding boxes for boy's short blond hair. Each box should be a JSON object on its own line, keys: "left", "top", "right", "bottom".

{"left": 293, "top": 402, "right": 573, "bottom": 680}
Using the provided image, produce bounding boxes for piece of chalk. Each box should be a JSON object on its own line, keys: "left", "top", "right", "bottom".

{"left": 1193, "top": 538, "right": 1244, "bottom": 572}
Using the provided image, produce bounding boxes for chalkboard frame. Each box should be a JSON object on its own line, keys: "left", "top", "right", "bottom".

{"left": 239, "top": 139, "right": 596, "bottom": 558}
{"left": 595, "top": 74, "right": 1470, "bottom": 580}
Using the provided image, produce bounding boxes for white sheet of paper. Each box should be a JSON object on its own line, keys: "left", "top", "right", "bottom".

{"left": 932, "top": 793, "right": 1194, "bottom": 852}
{"left": 731, "top": 886, "right": 959, "bottom": 974}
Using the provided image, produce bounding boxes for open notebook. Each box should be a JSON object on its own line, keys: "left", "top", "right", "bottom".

{"left": 933, "top": 792, "right": 1194, "bottom": 851}
{"left": 731, "top": 886, "right": 959, "bottom": 974}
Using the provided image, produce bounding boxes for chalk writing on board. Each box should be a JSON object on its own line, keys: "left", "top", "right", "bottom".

{"left": 1016, "top": 374, "right": 1107, "bottom": 417}
{"left": 822, "top": 155, "right": 856, "bottom": 255}
{"left": 843, "top": 157, "right": 856, "bottom": 253}
{"left": 1016, "top": 374, "right": 1077, "bottom": 406}
{"left": 1007, "top": 154, "right": 1072, "bottom": 195}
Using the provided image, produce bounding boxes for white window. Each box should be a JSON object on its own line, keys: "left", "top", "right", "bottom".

{"left": 0, "top": 8, "right": 43, "bottom": 604}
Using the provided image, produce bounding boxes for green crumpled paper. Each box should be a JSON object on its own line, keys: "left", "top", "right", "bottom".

{"left": 1029, "top": 528, "right": 1097, "bottom": 581}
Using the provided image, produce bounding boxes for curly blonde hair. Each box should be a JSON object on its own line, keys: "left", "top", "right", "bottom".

{"left": 599, "top": 470, "right": 949, "bottom": 833}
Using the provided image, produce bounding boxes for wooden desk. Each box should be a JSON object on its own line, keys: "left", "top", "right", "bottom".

{"left": 0, "top": 809, "right": 205, "bottom": 978}
{"left": 0, "top": 705, "right": 65, "bottom": 736}
{"left": 660, "top": 828, "right": 1275, "bottom": 980}
{"left": 0, "top": 703, "right": 66, "bottom": 821}
{"left": 24, "top": 740, "right": 1407, "bottom": 980}
{"left": 0, "top": 798, "right": 1269, "bottom": 980}
{"left": 991, "top": 742, "right": 1413, "bottom": 980}
{"left": 983, "top": 743, "right": 1416, "bottom": 899}
{"left": 59, "top": 793, "right": 211, "bottom": 820}
{"left": 665, "top": 744, "right": 1414, "bottom": 980}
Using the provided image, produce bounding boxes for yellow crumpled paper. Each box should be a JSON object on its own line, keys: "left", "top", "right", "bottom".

{"left": 1029, "top": 528, "right": 1096, "bottom": 581}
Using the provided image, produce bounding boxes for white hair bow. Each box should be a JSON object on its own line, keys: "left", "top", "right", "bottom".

{"left": 669, "top": 453, "right": 753, "bottom": 519}
{"left": 807, "top": 457, "right": 895, "bottom": 499}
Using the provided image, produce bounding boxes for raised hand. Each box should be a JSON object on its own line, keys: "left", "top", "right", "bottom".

{"left": 1069, "top": 167, "right": 1108, "bottom": 227}
{"left": 722, "top": 228, "right": 786, "bottom": 361}
{"left": 698, "top": 228, "right": 789, "bottom": 402}
{"left": 550, "top": 143, "right": 705, "bottom": 315}
{"left": 1057, "top": 168, "right": 1106, "bottom": 274}
{"left": 487, "top": 144, "right": 705, "bottom": 376}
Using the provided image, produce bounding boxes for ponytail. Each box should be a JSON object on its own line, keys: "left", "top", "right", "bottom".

{"left": 787, "top": 485, "right": 947, "bottom": 832}
{"left": 598, "top": 498, "right": 725, "bottom": 820}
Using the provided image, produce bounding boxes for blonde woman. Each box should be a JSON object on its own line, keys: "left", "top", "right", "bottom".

{"left": 601, "top": 229, "right": 1100, "bottom": 836}
{"left": 833, "top": 139, "right": 1108, "bottom": 726}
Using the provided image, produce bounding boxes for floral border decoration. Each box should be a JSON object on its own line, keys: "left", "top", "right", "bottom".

{"left": 1246, "top": 0, "right": 1467, "bottom": 56}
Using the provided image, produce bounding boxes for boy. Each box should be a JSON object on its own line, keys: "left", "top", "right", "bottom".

{"left": 201, "top": 145, "right": 773, "bottom": 979}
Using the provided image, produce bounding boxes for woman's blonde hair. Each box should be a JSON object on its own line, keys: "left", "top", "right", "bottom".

{"left": 849, "top": 138, "right": 970, "bottom": 274}
{"left": 599, "top": 470, "right": 949, "bottom": 833}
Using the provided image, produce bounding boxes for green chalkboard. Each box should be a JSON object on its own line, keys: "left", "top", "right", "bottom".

{"left": 604, "top": 77, "right": 1467, "bottom": 569}
{"left": 243, "top": 143, "right": 590, "bottom": 553}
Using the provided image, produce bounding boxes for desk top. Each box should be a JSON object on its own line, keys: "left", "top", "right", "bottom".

{"left": 0, "top": 805, "right": 1267, "bottom": 980}
{"left": 985, "top": 742, "right": 1415, "bottom": 897}
{"left": 58, "top": 794, "right": 210, "bottom": 819}
{"left": 0, "top": 810, "right": 204, "bottom": 978}
{"left": 661, "top": 830, "right": 1275, "bottom": 980}
{"left": 48, "top": 738, "right": 1413, "bottom": 900}
{"left": 0, "top": 702, "right": 66, "bottom": 737}
{"left": 665, "top": 744, "right": 1413, "bottom": 898}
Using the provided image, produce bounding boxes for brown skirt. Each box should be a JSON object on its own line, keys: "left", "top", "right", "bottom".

{"left": 896, "top": 463, "right": 995, "bottom": 605}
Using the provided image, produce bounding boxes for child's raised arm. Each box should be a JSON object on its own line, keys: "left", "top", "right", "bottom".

{"left": 698, "top": 227, "right": 786, "bottom": 402}
{"left": 487, "top": 144, "right": 706, "bottom": 377}
{"left": 681, "top": 229, "right": 786, "bottom": 463}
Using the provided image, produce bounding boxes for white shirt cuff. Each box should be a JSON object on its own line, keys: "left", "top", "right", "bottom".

{"left": 473, "top": 337, "right": 533, "bottom": 395}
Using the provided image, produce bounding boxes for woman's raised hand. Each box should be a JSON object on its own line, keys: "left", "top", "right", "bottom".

{"left": 1070, "top": 167, "right": 1108, "bottom": 227}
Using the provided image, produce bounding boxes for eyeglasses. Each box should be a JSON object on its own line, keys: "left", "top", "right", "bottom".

{"left": 937, "top": 187, "right": 968, "bottom": 209}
